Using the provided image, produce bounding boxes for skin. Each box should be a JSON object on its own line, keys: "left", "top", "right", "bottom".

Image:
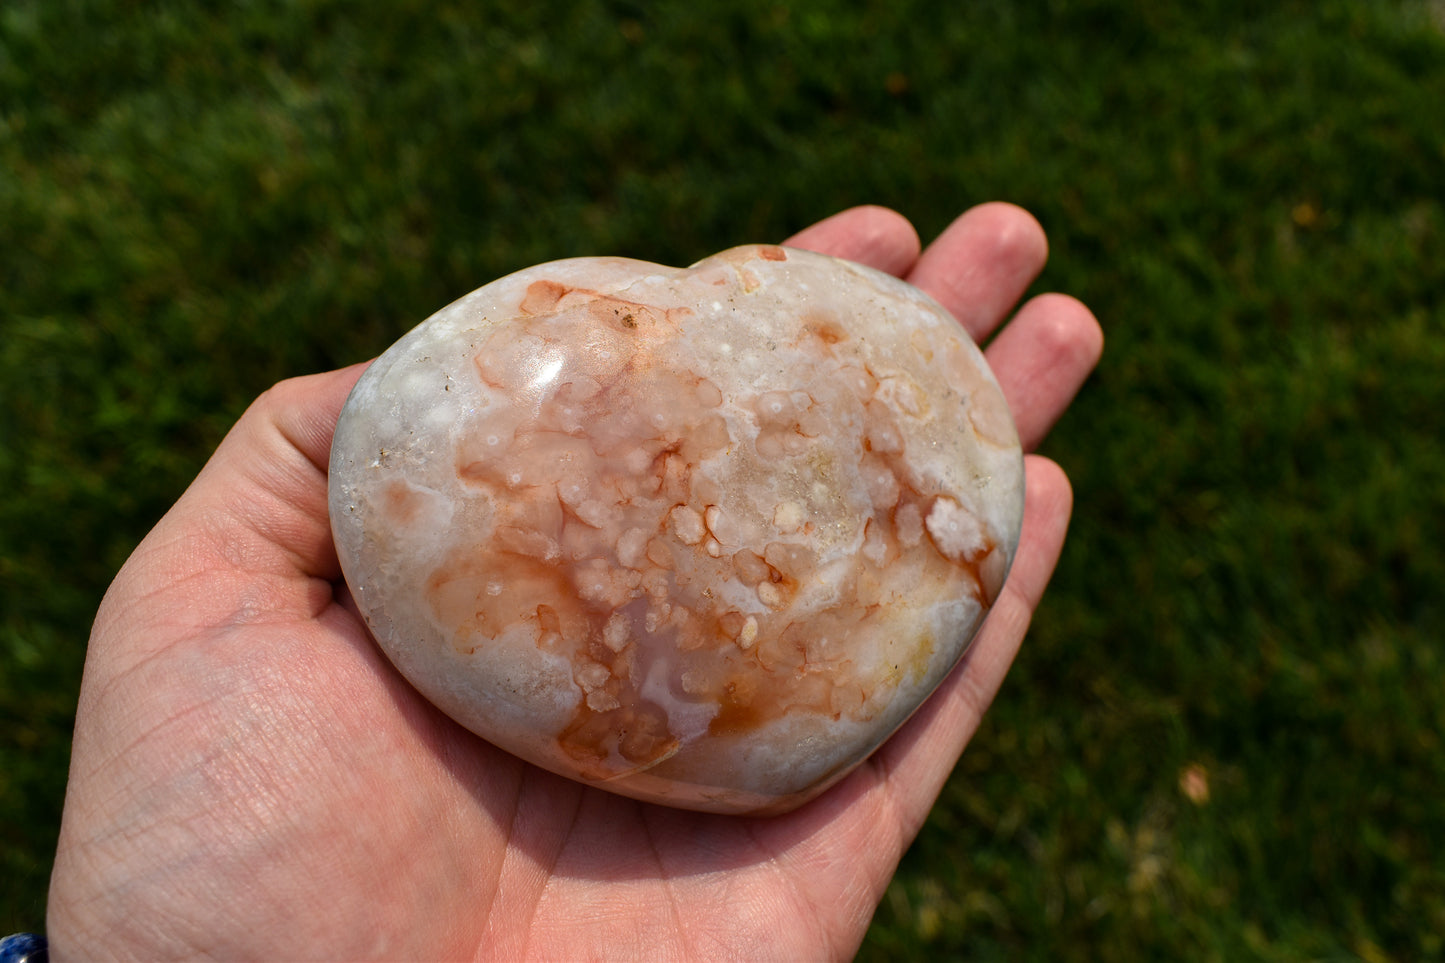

{"left": 47, "top": 203, "right": 1102, "bottom": 961}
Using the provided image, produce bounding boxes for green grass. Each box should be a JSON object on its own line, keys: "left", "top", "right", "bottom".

{"left": 3, "top": 0, "right": 1443, "bottom": 957}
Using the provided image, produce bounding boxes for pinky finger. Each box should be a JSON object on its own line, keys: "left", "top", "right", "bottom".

{"left": 863, "top": 455, "right": 1075, "bottom": 839}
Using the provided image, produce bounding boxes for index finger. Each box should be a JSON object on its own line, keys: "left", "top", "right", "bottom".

{"left": 782, "top": 205, "right": 922, "bottom": 277}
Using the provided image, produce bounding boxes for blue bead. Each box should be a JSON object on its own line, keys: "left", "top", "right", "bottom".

{"left": 0, "top": 934, "right": 48, "bottom": 963}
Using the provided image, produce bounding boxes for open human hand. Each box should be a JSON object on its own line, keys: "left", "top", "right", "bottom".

{"left": 47, "top": 203, "right": 1101, "bottom": 961}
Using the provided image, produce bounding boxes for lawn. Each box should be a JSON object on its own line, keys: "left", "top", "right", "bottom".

{"left": 3, "top": 0, "right": 1443, "bottom": 958}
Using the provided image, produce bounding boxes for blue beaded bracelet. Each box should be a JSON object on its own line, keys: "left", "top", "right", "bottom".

{"left": 0, "top": 934, "right": 47, "bottom": 963}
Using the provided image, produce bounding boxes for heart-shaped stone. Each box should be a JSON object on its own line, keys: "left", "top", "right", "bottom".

{"left": 329, "top": 245, "right": 1023, "bottom": 814}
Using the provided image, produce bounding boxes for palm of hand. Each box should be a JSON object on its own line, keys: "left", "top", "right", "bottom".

{"left": 48, "top": 205, "right": 1100, "bottom": 961}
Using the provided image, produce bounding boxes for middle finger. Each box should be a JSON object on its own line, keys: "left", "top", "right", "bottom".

{"left": 905, "top": 202, "right": 1050, "bottom": 343}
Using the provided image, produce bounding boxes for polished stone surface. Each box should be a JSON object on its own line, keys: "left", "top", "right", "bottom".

{"left": 329, "top": 245, "right": 1024, "bottom": 814}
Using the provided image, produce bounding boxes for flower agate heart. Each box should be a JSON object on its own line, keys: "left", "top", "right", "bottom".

{"left": 328, "top": 245, "right": 1024, "bottom": 815}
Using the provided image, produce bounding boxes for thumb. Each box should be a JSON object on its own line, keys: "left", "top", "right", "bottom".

{"left": 190, "top": 363, "right": 369, "bottom": 579}
{"left": 94, "top": 363, "right": 368, "bottom": 650}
